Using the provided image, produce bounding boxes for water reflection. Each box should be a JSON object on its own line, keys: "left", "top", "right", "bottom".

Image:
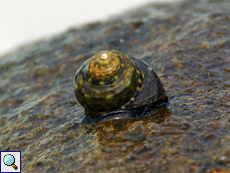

{"left": 81, "top": 107, "right": 170, "bottom": 152}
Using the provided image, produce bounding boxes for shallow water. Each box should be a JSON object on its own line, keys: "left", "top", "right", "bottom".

{"left": 1, "top": 0, "right": 230, "bottom": 172}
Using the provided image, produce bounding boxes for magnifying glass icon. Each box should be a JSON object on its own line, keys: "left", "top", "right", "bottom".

{"left": 3, "top": 154, "right": 18, "bottom": 170}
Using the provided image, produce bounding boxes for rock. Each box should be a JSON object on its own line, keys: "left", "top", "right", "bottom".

{"left": 1, "top": 0, "right": 230, "bottom": 172}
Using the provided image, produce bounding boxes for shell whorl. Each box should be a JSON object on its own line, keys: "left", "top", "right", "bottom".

{"left": 88, "top": 50, "right": 120, "bottom": 81}
{"left": 74, "top": 50, "right": 139, "bottom": 112}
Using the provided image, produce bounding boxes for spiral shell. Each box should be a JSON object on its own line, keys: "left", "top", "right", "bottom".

{"left": 73, "top": 50, "right": 167, "bottom": 121}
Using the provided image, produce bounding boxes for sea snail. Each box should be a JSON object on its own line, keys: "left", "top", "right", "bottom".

{"left": 73, "top": 50, "right": 168, "bottom": 123}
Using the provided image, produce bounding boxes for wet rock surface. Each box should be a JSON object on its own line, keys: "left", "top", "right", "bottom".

{"left": 1, "top": 0, "right": 230, "bottom": 172}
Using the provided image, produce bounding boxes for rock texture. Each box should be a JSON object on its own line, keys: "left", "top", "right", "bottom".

{"left": 1, "top": 0, "right": 230, "bottom": 172}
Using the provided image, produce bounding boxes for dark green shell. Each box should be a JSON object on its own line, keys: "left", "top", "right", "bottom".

{"left": 73, "top": 50, "right": 167, "bottom": 123}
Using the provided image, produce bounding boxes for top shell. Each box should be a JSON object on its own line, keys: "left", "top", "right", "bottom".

{"left": 73, "top": 50, "right": 167, "bottom": 120}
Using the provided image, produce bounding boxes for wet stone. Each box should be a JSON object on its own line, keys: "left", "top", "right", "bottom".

{"left": 1, "top": 0, "right": 230, "bottom": 172}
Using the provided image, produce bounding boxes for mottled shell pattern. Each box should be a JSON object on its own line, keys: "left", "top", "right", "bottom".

{"left": 73, "top": 50, "right": 166, "bottom": 118}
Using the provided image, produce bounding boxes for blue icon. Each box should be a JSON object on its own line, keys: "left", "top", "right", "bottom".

{"left": 3, "top": 154, "right": 18, "bottom": 170}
